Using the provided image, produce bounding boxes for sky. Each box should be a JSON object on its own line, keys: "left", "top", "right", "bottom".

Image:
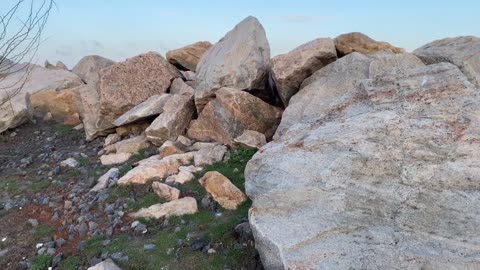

{"left": 2, "top": 0, "right": 480, "bottom": 68}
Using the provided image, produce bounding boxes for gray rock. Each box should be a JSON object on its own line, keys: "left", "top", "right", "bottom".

{"left": 143, "top": 244, "right": 157, "bottom": 251}
{"left": 145, "top": 94, "right": 195, "bottom": 146}
{"left": 87, "top": 258, "right": 122, "bottom": 270}
{"left": 113, "top": 94, "right": 171, "bottom": 126}
{"left": 246, "top": 53, "right": 480, "bottom": 268}
{"left": 193, "top": 143, "right": 227, "bottom": 167}
{"left": 195, "top": 16, "right": 270, "bottom": 112}
{"left": 414, "top": 36, "right": 480, "bottom": 86}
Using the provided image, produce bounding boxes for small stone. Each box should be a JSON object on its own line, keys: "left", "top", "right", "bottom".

{"left": 28, "top": 219, "right": 39, "bottom": 227}
{"left": 52, "top": 252, "right": 63, "bottom": 267}
{"left": 60, "top": 158, "right": 79, "bottom": 168}
{"left": 143, "top": 244, "right": 157, "bottom": 251}
{"left": 100, "top": 153, "right": 133, "bottom": 166}
{"left": 152, "top": 182, "right": 180, "bottom": 201}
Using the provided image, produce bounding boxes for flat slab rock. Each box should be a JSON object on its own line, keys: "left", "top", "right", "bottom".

{"left": 199, "top": 171, "right": 247, "bottom": 210}
{"left": 130, "top": 197, "right": 198, "bottom": 219}
{"left": 87, "top": 258, "right": 122, "bottom": 270}
{"left": 117, "top": 152, "right": 194, "bottom": 185}
{"left": 246, "top": 51, "right": 480, "bottom": 269}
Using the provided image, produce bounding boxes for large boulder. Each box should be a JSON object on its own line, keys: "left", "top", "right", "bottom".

{"left": 274, "top": 51, "right": 423, "bottom": 138}
{"left": 245, "top": 50, "right": 480, "bottom": 269}
{"left": 195, "top": 16, "right": 270, "bottom": 112}
{"left": 30, "top": 87, "right": 82, "bottom": 126}
{"left": 145, "top": 94, "right": 195, "bottom": 146}
{"left": 73, "top": 55, "right": 116, "bottom": 139}
{"left": 334, "top": 32, "right": 404, "bottom": 57}
{"left": 166, "top": 41, "right": 212, "bottom": 71}
{"left": 271, "top": 38, "right": 337, "bottom": 106}
{"left": 413, "top": 36, "right": 480, "bottom": 87}
{"left": 113, "top": 94, "right": 171, "bottom": 126}
{"left": 98, "top": 52, "right": 180, "bottom": 133}
{"left": 187, "top": 88, "right": 282, "bottom": 146}
{"left": 0, "top": 65, "right": 83, "bottom": 133}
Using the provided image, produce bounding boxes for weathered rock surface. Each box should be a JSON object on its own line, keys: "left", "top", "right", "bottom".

{"left": 73, "top": 56, "right": 115, "bottom": 139}
{"left": 169, "top": 78, "right": 194, "bottom": 96}
{"left": 195, "top": 16, "right": 270, "bottom": 112}
{"left": 87, "top": 258, "right": 122, "bottom": 270}
{"left": 188, "top": 88, "right": 282, "bottom": 145}
{"left": 30, "top": 87, "right": 82, "bottom": 126}
{"left": 91, "top": 168, "right": 119, "bottom": 192}
{"left": 0, "top": 65, "right": 83, "bottom": 133}
{"left": 165, "top": 170, "right": 195, "bottom": 184}
{"left": 414, "top": 36, "right": 480, "bottom": 86}
{"left": 334, "top": 32, "right": 404, "bottom": 57}
{"left": 152, "top": 182, "right": 180, "bottom": 201}
{"left": 199, "top": 171, "right": 247, "bottom": 210}
{"left": 117, "top": 153, "right": 194, "bottom": 185}
{"left": 72, "top": 55, "right": 115, "bottom": 87}
{"left": 234, "top": 130, "right": 266, "bottom": 149}
{"left": 112, "top": 135, "right": 151, "bottom": 154}
{"left": 98, "top": 52, "right": 180, "bottom": 132}
{"left": 246, "top": 51, "right": 480, "bottom": 268}
{"left": 115, "top": 122, "right": 150, "bottom": 137}
{"left": 193, "top": 143, "right": 227, "bottom": 167}
{"left": 271, "top": 38, "right": 337, "bottom": 105}
{"left": 159, "top": 140, "right": 185, "bottom": 157}
{"left": 100, "top": 153, "right": 132, "bottom": 166}
{"left": 130, "top": 197, "right": 198, "bottom": 219}
{"left": 145, "top": 94, "right": 195, "bottom": 146}
{"left": 114, "top": 94, "right": 171, "bottom": 126}
{"left": 56, "top": 61, "right": 69, "bottom": 70}
{"left": 166, "top": 41, "right": 212, "bottom": 71}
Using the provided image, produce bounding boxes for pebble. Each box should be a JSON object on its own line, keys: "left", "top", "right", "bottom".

{"left": 143, "top": 244, "right": 157, "bottom": 251}
{"left": 28, "top": 219, "right": 39, "bottom": 227}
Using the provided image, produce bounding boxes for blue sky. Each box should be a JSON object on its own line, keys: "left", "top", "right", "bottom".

{"left": 2, "top": 0, "right": 480, "bottom": 67}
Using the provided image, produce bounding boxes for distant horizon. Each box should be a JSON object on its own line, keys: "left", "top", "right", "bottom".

{"left": 2, "top": 0, "right": 479, "bottom": 68}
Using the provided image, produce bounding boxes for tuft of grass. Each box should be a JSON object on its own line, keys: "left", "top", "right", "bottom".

{"left": 118, "top": 164, "right": 133, "bottom": 177}
{"left": 56, "top": 255, "right": 81, "bottom": 270}
{"left": 30, "top": 179, "right": 52, "bottom": 193}
{"left": 31, "top": 255, "right": 52, "bottom": 270}
{"left": 82, "top": 235, "right": 107, "bottom": 260}
{"left": 131, "top": 150, "right": 149, "bottom": 163}
{"left": 106, "top": 185, "right": 132, "bottom": 204}
{"left": 55, "top": 124, "right": 73, "bottom": 136}
{"left": 127, "top": 193, "right": 162, "bottom": 211}
{"left": 33, "top": 224, "right": 55, "bottom": 241}
{"left": 77, "top": 156, "right": 91, "bottom": 166}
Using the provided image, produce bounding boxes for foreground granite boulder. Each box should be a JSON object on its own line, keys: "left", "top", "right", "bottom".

{"left": 271, "top": 38, "right": 337, "bottom": 106}
{"left": 334, "top": 32, "right": 404, "bottom": 57}
{"left": 246, "top": 51, "right": 480, "bottom": 268}
{"left": 187, "top": 88, "right": 282, "bottom": 145}
{"left": 414, "top": 36, "right": 480, "bottom": 87}
{"left": 166, "top": 41, "right": 212, "bottom": 71}
{"left": 195, "top": 16, "right": 270, "bottom": 112}
{"left": 0, "top": 65, "right": 83, "bottom": 133}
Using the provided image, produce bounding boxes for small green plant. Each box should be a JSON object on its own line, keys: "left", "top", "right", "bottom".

{"left": 127, "top": 193, "right": 162, "bottom": 211}
{"left": 31, "top": 255, "right": 52, "bottom": 270}
{"left": 119, "top": 164, "right": 133, "bottom": 177}
{"left": 55, "top": 124, "right": 73, "bottom": 136}
{"left": 33, "top": 224, "right": 55, "bottom": 241}
{"left": 77, "top": 156, "right": 91, "bottom": 166}
{"left": 56, "top": 255, "right": 81, "bottom": 270}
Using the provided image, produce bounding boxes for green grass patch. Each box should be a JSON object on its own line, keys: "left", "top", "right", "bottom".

{"left": 55, "top": 124, "right": 73, "bottom": 136}
{"left": 106, "top": 185, "right": 132, "bottom": 204}
{"left": 31, "top": 255, "right": 52, "bottom": 270}
{"left": 77, "top": 156, "right": 91, "bottom": 166}
{"left": 33, "top": 224, "right": 55, "bottom": 241}
{"left": 127, "top": 193, "right": 162, "bottom": 211}
{"left": 118, "top": 164, "right": 133, "bottom": 177}
{"left": 56, "top": 255, "right": 81, "bottom": 270}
